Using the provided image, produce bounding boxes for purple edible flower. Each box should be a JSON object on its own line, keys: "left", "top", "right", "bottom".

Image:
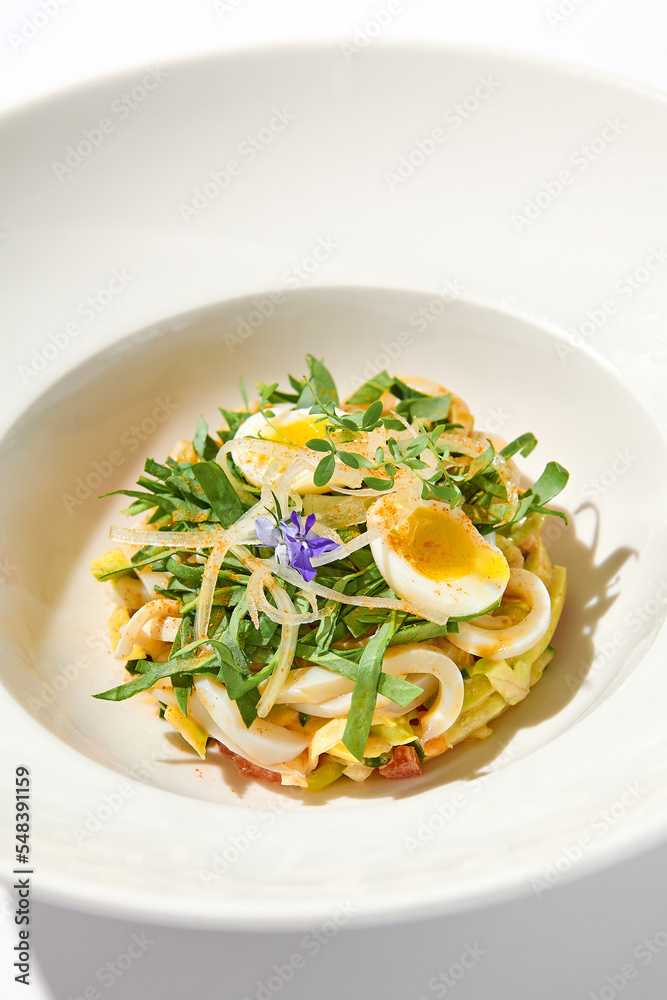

{"left": 255, "top": 511, "right": 339, "bottom": 582}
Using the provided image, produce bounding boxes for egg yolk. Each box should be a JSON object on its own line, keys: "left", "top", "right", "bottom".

{"left": 388, "top": 505, "right": 507, "bottom": 583}
{"left": 259, "top": 413, "right": 330, "bottom": 448}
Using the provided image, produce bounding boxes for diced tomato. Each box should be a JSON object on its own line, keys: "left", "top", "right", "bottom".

{"left": 213, "top": 739, "right": 281, "bottom": 783}
{"left": 233, "top": 756, "right": 282, "bottom": 783}
{"left": 379, "top": 745, "right": 422, "bottom": 779}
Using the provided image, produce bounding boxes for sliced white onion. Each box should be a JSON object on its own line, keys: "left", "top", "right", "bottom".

{"left": 245, "top": 563, "right": 270, "bottom": 629}
{"left": 260, "top": 459, "right": 286, "bottom": 511}
{"left": 447, "top": 568, "right": 551, "bottom": 660}
{"left": 114, "top": 598, "right": 180, "bottom": 659}
{"left": 216, "top": 439, "right": 260, "bottom": 505}
{"left": 272, "top": 458, "right": 315, "bottom": 510}
{"left": 110, "top": 525, "right": 226, "bottom": 549}
{"left": 257, "top": 584, "right": 323, "bottom": 627}
{"left": 492, "top": 452, "right": 520, "bottom": 524}
{"left": 193, "top": 502, "right": 268, "bottom": 641}
{"left": 232, "top": 546, "right": 324, "bottom": 628}
{"left": 301, "top": 494, "right": 373, "bottom": 529}
{"left": 255, "top": 581, "right": 299, "bottom": 718}
{"left": 343, "top": 763, "right": 373, "bottom": 782}
{"left": 194, "top": 677, "right": 309, "bottom": 766}
{"left": 268, "top": 560, "right": 449, "bottom": 625}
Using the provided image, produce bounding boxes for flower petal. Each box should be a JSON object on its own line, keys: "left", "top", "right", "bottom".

{"left": 255, "top": 517, "right": 282, "bottom": 548}
{"left": 290, "top": 546, "right": 316, "bottom": 582}
{"left": 306, "top": 536, "right": 339, "bottom": 555}
{"left": 289, "top": 511, "right": 302, "bottom": 532}
{"left": 304, "top": 513, "right": 317, "bottom": 534}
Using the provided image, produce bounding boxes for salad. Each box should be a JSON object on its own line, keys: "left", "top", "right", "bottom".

{"left": 91, "top": 356, "right": 568, "bottom": 790}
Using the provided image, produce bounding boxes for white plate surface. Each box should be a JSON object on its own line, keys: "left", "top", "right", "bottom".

{"left": 1, "top": 43, "right": 666, "bottom": 929}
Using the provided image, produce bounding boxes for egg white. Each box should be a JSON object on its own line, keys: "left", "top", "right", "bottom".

{"left": 231, "top": 404, "right": 361, "bottom": 495}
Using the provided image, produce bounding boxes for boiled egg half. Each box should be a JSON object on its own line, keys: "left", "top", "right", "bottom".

{"left": 232, "top": 403, "right": 358, "bottom": 495}
{"left": 367, "top": 496, "right": 510, "bottom": 618}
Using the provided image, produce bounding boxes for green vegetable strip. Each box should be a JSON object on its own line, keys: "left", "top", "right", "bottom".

{"left": 93, "top": 653, "right": 215, "bottom": 701}
{"left": 342, "top": 616, "right": 399, "bottom": 761}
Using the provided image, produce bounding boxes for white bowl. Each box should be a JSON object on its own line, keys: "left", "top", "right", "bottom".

{"left": 1, "top": 43, "right": 666, "bottom": 929}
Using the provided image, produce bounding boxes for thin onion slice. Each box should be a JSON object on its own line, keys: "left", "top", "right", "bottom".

{"left": 245, "top": 563, "right": 270, "bottom": 629}
{"left": 194, "top": 504, "right": 267, "bottom": 641}
{"left": 272, "top": 458, "right": 315, "bottom": 511}
{"left": 492, "top": 452, "right": 520, "bottom": 524}
{"left": 257, "top": 585, "right": 323, "bottom": 628}
{"left": 110, "top": 525, "right": 226, "bottom": 549}
{"left": 234, "top": 546, "right": 324, "bottom": 628}
{"left": 268, "top": 560, "right": 449, "bottom": 626}
{"left": 256, "top": 582, "right": 299, "bottom": 718}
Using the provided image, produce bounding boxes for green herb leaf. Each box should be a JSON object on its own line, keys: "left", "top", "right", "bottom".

{"left": 426, "top": 480, "right": 461, "bottom": 503}
{"left": 306, "top": 438, "right": 333, "bottom": 453}
{"left": 314, "top": 452, "right": 336, "bottom": 487}
{"left": 530, "top": 461, "right": 570, "bottom": 505}
{"left": 296, "top": 355, "right": 339, "bottom": 408}
{"left": 362, "top": 400, "right": 384, "bottom": 427}
{"left": 363, "top": 475, "right": 394, "bottom": 491}
{"left": 346, "top": 371, "right": 393, "bottom": 405}
{"left": 193, "top": 416, "right": 220, "bottom": 460}
{"left": 342, "top": 617, "right": 399, "bottom": 761}
{"left": 191, "top": 461, "right": 247, "bottom": 526}
{"left": 401, "top": 393, "right": 451, "bottom": 423}
{"left": 389, "top": 378, "right": 428, "bottom": 401}
{"left": 500, "top": 433, "right": 537, "bottom": 460}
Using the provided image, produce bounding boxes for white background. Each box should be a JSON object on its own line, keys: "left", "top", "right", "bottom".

{"left": 2, "top": 2, "right": 667, "bottom": 998}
